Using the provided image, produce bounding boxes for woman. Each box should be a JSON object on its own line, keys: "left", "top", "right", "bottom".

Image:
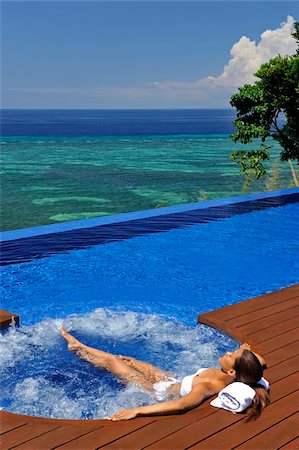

{"left": 60, "top": 327, "right": 269, "bottom": 421}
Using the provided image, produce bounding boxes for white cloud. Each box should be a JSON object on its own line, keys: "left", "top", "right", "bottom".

{"left": 5, "top": 16, "right": 297, "bottom": 108}
{"left": 152, "top": 15, "right": 297, "bottom": 97}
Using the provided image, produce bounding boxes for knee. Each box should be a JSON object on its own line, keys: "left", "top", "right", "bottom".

{"left": 105, "top": 353, "right": 120, "bottom": 368}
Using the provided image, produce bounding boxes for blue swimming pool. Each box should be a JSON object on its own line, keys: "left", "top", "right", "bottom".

{"left": 0, "top": 188, "right": 298, "bottom": 419}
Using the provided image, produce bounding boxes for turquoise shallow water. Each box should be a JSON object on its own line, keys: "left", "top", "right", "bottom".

{"left": 0, "top": 135, "right": 293, "bottom": 231}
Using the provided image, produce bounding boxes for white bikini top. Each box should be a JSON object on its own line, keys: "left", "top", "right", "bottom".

{"left": 180, "top": 368, "right": 208, "bottom": 397}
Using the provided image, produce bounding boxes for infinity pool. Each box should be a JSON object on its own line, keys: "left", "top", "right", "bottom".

{"left": 0, "top": 189, "right": 298, "bottom": 419}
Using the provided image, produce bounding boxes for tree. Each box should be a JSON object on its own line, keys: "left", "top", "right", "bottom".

{"left": 230, "top": 22, "right": 299, "bottom": 186}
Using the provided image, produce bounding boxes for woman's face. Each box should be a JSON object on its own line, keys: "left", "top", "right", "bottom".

{"left": 218, "top": 348, "right": 245, "bottom": 372}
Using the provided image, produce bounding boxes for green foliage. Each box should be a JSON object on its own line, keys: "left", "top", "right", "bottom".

{"left": 292, "top": 22, "right": 299, "bottom": 55}
{"left": 230, "top": 22, "right": 299, "bottom": 182}
{"left": 230, "top": 145, "right": 270, "bottom": 179}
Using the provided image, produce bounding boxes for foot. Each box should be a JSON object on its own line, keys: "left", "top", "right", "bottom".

{"left": 60, "top": 327, "right": 83, "bottom": 352}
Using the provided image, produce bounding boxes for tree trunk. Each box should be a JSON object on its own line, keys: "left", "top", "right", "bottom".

{"left": 288, "top": 159, "right": 299, "bottom": 187}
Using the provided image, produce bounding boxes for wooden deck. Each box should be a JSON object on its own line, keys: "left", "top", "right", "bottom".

{"left": 1, "top": 284, "right": 298, "bottom": 449}
{"left": 0, "top": 309, "right": 19, "bottom": 328}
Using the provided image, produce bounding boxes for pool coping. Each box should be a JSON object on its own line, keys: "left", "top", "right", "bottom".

{"left": 1, "top": 187, "right": 298, "bottom": 242}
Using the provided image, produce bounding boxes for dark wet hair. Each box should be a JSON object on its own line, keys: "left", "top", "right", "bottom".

{"left": 234, "top": 349, "right": 270, "bottom": 421}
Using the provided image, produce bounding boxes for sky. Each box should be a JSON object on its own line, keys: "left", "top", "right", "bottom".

{"left": 1, "top": 1, "right": 298, "bottom": 109}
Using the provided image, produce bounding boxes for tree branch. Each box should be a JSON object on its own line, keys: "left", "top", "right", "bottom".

{"left": 271, "top": 109, "right": 281, "bottom": 133}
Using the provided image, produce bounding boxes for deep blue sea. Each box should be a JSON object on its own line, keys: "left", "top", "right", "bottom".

{"left": 0, "top": 109, "right": 292, "bottom": 231}
{"left": 1, "top": 109, "right": 237, "bottom": 136}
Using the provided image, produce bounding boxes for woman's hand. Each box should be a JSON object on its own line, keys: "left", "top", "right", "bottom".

{"left": 240, "top": 343, "right": 266, "bottom": 368}
{"left": 107, "top": 408, "right": 139, "bottom": 421}
{"left": 240, "top": 343, "right": 251, "bottom": 351}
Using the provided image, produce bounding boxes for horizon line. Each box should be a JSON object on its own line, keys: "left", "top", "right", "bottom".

{"left": 1, "top": 107, "right": 235, "bottom": 111}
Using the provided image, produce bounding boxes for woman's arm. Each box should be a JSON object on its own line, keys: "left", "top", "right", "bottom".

{"left": 107, "top": 382, "right": 214, "bottom": 421}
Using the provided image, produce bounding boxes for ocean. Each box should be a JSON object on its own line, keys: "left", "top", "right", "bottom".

{"left": 0, "top": 109, "right": 292, "bottom": 231}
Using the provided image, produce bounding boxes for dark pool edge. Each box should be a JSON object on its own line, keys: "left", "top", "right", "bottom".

{"left": 1, "top": 188, "right": 298, "bottom": 242}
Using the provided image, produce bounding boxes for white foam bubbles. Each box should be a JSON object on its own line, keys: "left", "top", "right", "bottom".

{"left": 0, "top": 318, "right": 63, "bottom": 368}
{"left": 0, "top": 308, "right": 234, "bottom": 419}
{"left": 12, "top": 377, "right": 82, "bottom": 419}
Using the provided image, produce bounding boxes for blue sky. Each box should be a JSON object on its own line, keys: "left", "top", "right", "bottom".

{"left": 2, "top": 1, "right": 298, "bottom": 109}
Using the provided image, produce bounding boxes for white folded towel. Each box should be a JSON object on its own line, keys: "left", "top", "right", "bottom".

{"left": 210, "top": 377, "right": 270, "bottom": 413}
{"left": 257, "top": 377, "right": 270, "bottom": 390}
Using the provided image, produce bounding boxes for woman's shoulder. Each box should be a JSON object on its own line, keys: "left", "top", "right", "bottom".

{"left": 195, "top": 368, "right": 228, "bottom": 392}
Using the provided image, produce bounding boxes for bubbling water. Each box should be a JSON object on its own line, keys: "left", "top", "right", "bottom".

{"left": 0, "top": 308, "right": 234, "bottom": 419}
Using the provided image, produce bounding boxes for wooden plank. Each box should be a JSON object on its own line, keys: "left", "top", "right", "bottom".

{"left": 256, "top": 328, "right": 298, "bottom": 354}
{"left": 200, "top": 285, "right": 299, "bottom": 320}
{"left": 280, "top": 437, "right": 299, "bottom": 449}
{"left": 0, "top": 424, "right": 59, "bottom": 450}
{"left": 198, "top": 316, "right": 254, "bottom": 349}
{"left": 55, "top": 419, "right": 155, "bottom": 450}
{"left": 101, "top": 408, "right": 216, "bottom": 450}
{"left": 240, "top": 306, "right": 299, "bottom": 336}
{"left": 264, "top": 372, "right": 298, "bottom": 400}
{"left": 245, "top": 316, "right": 299, "bottom": 343}
{"left": 265, "top": 355, "right": 298, "bottom": 380}
{"left": 5, "top": 424, "right": 101, "bottom": 450}
{"left": 0, "top": 411, "right": 105, "bottom": 428}
{"left": 263, "top": 342, "right": 299, "bottom": 367}
{"left": 200, "top": 302, "right": 298, "bottom": 354}
{"left": 234, "top": 412, "right": 299, "bottom": 449}
{"left": 188, "top": 378, "right": 299, "bottom": 449}
{"left": 145, "top": 411, "right": 241, "bottom": 450}
{"left": 0, "top": 310, "right": 20, "bottom": 328}
{"left": 226, "top": 297, "right": 299, "bottom": 328}
{"left": 205, "top": 285, "right": 299, "bottom": 319}
{"left": 269, "top": 371, "right": 299, "bottom": 390}
{"left": 0, "top": 312, "right": 12, "bottom": 320}
{"left": 0, "top": 420, "right": 27, "bottom": 435}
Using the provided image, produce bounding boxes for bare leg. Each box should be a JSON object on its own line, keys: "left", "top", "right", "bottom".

{"left": 119, "top": 356, "right": 174, "bottom": 383}
{"left": 61, "top": 328, "right": 157, "bottom": 390}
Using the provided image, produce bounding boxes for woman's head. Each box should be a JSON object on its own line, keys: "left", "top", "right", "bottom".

{"left": 233, "top": 349, "right": 263, "bottom": 384}
{"left": 219, "top": 348, "right": 265, "bottom": 379}
{"left": 219, "top": 348, "right": 270, "bottom": 420}
{"left": 234, "top": 349, "right": 270, "bottom": 420}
